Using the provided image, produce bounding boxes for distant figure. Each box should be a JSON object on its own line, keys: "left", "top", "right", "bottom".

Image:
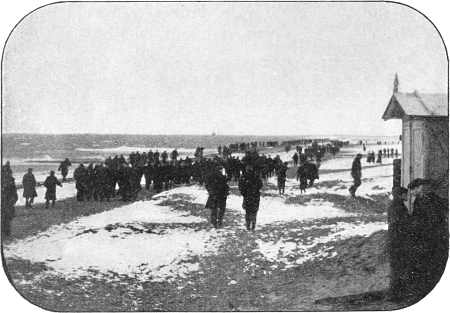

{"left": 205, "top": 164, "right": 229, "bottom": 228}
{"left": 292, "top": 153, "right": 299, "bottom": 167}
{"left": 58, "top": 158, "right": 72, "bottom": 182}
{"left": 296, "top": 160, "right": 319, "bottom": 189}
{"left": 2, "top": 161, "right": 12, "bottom": 177}
{"left": 1, "top": 168, "right": 18, "bottom": 237}
{"left": 161, "top": 151, "right": 169, "bottom": 163}
{"left": 349, "top": 154, "right": 362, "bottom": 198}
{"left": 376, "top": 150, "right": 382, "bottom": 164}
{"left": 22, "top": 168, "right": 37, "bottom": 208}
{"left": 239, "top": 164, "right": 263, "bottom": 231}
{"left": 73, "top": 164, "right": 88, "bottom": 201}
{"left": 170, "top": 149, "right": 179, "bottom": 163}
{"left": 363, "top": 143, "right": 366, "bottom": 152}
{"left": 276, "top": 162, "right": 288, "bottom": 195}
{"left": 394, "top": 149, "right": 399, "bottom": 158}
{"left": 43, "top": 170, "right": 62, "bottom": 208}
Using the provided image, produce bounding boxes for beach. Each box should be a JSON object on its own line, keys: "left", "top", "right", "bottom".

{"left": 2, "top": 141, "right": 410, "bottom": 311}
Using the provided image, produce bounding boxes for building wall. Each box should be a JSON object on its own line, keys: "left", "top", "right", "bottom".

{"left": 424, "top": 118, "right": 449, "bottom": 199}
{"left": 401, "top": 116, "right": 449, "bottom": 199}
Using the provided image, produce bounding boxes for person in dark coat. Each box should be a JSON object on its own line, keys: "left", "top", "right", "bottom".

{"left": 205, "top": 165, "right": 229, "bottom": 228}
{"left": 1, "top": 169, "right": 18, "bottom": 236}
{"left": 117, "top": 164, "right": 133, "bottom": 201}
{"left": 94, "top": 164, "right": 111, "bottom": 201}
{"left": 276, "top": 162, "right": 288, "bottom": 195}
{"left": 170, "top": 149, "right": 179, "bottom": 164}
{"left": 58, "top": 158, "right": 72, "bottom": 182}
{"left": 292, "top": 153, "right": 299, "bottom": 167}
{"left": 296, "top": 163, "right": 309, "bottom": 193}
{"left": 239, "top": 164, "right": 263, "bottom": 231}
{"left": 144, "top": 163, "right": 153, "bottom": 190}
{"left": 43, "top": 170, "right": 62, "bottom": 208}
{"left": 161, "top": 151, "right": 169, "bottom": 163}
{"left": 376, "top": 150, "right": 382, "bottom": 164}
{"left": 349, "top": 154, "right": 362, "bottom": 198}
{"left": 406, "top": 179, "right": 448, "bottom": 299}
{"left": 366, "top": 151, "right": 371, "bottom": 163}
{"left": 73, "top": 164, "right": 88, "bottom": 201}
{"left": 388, "top": 186, "right": 410, "bottom": 300}
{"left": 86, "top": 163, "right": 95, "bottom": 200}
{"left": 2, "top": 161, "right": 12, "bottom": 177}
{"left": 22, "top": 168, "right": 37, "bottom": 208}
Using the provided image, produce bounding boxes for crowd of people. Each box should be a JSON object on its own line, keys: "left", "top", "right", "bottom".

{"left": 1, "top": 140, "right": 344, "bottom": 236}
{"left": 365, "top": 148, "right": 399, "bottom": 163}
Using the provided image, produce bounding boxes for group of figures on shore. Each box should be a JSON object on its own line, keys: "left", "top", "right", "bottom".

{"left": 365, "top": 147, "right": 399, "bottom": 164}
{"left": 1, "top": 140, "right": 334, "bottom": 235}
{"left": 203, "top": 148, "right": 322, "bottom": 230}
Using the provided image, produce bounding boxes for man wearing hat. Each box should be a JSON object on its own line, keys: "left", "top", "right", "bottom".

{"left": 239, "top": 164, "right": 263, "bottom": 231}
{"left": 22, "top": 168, "right": 37, "bottom": 208}
{"left": 349, "top": 153, "right": 362, "bottom": 198}
{"left": 43, "top": 170, "right": 62, "bottom": 208}
{"left": 406, "top": 178, "right": 448, "bottom": 299}
{"left": 205, "top": 163, "right": 229, "bottom": 228}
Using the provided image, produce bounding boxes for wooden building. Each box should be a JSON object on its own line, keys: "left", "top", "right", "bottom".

{"left": 382, "top": 76, "right": 448, "bottom": 200}
{"left": 383, "top": 76, "right": 449, "bottom": 302}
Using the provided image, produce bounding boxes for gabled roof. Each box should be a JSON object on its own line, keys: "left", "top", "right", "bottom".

{"left": 382, "top": 92, "right": 448, "bottom": 120}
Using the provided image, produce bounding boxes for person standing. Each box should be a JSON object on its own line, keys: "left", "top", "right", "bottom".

{"left": 376, "top": 150, "right": 382, "bottom": 164}
{"left": 1, "top": 169, "right": 18, "bottom": 237}
{"left": 292, "top": 152, "right": 299, "bottom": 167}
{"left": 239, "top": 164, "right": 263, "bottom": 231}
{"left": 73, "top": 164, "right": 88, "bottom": 201}
{"left": 22, "top": 168, "right": 37, "bottom": 208}
{"left": 349, "top": 154, "right": 362, "bottom": 198}
{"left": 276, "top": 162, "right": 288, "bottom": 195}
{"left": 43, "top": 170, "right": 62, "bottom": 208}
{"left": 58, "top": 158, "right": 72, "bottom": 182}
{"left": 170, "top": 149, "right": 179, "bottom": 164}
{"left": 406, "top": 179, "right": 448, "bottom": 299}
{"left": 205, "top": 164, "right": 229, "bottom": 228}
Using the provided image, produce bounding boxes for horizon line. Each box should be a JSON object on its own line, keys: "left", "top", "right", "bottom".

{"left": 2, "top": 132, "right": 400, "bottom": 138}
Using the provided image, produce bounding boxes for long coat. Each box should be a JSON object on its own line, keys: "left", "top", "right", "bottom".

{"left": 238, "top": 173, "right": 263, "bottom": 213}
{"left": 43, "top": 176, "right": 62, "bottom": 200}
{"left": 22, "top": 173, "right": 37, "bottom": 198}
{"left": 351, "top": 158, "right": 362, "bottom": 179}
{"left": 205, "top": 170, "right": 229, "bottom": 209}
{"left": 1, "top": 176, "right": 18, "bottom": 217}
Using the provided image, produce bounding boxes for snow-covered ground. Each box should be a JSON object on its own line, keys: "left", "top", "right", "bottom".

{"left": 4, "top": 145, "right": 393, "bottom": 285}
{"left": 4, "top": 199, "right": 219, "bottom": 282}
{"left": 256, "top": 221, "right": 386, "bottom": 269}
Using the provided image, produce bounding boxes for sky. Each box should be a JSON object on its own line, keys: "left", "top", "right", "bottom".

{"left": 1, "top": 2, "right": 447, "bottom": 136}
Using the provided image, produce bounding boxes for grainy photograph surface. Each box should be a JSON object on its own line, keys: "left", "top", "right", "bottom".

{"left": 0, "top": 1, "right": 448, "bottom": 311}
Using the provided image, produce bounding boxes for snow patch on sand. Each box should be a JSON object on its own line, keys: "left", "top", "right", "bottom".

{"left": 4, "top": 200, "right": 215, "bottom": 282}
{"left": 256, "top": 221, "right": 387, "bottom": 267}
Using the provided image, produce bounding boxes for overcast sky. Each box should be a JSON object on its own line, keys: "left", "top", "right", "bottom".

{"left": 2, "top": 2, "right": 447, "bottom": 136}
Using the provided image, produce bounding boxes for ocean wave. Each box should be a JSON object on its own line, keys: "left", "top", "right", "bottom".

{"left": 75, "top": 146, "right": 216, "bottom": 155}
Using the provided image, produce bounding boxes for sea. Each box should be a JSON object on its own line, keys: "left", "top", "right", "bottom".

{"left": 1, "top": 133, "right": 399, "bottom": 183}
